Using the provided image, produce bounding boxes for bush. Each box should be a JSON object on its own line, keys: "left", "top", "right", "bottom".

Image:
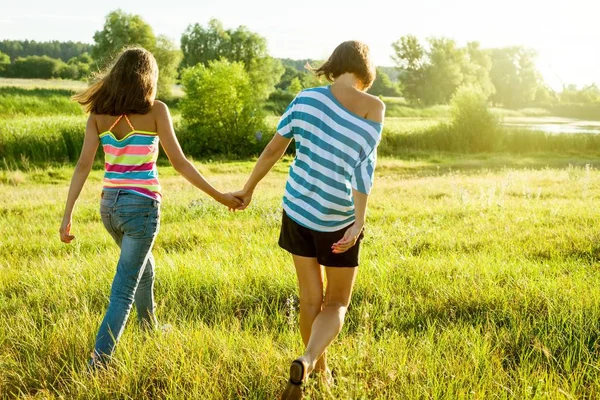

{"left": 448, "top": 85, "right": 502, "bottom": 151}
{"left": 265, "top": 89, "right": 295, "bottom": 115}
{"left": 180, "top": 59, "right": 269, "bottom": 157}
{"left": 5, "top": 56, "right": 65, "bottom": 79}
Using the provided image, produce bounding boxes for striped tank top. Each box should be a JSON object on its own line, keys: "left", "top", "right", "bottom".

{"left": 277, "top": 86, "right": 383, "bottom": 232}
{"left": 99, "top": 114, "right": 161, "bottom": 201}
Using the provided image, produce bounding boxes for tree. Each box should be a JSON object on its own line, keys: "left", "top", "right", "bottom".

{"left": 369, "top": 68, "right": 401, "bottom": 97}
{"left": 393, "top": 35, "right": 496, "bottom": 105}
{"left": 153, "top": 36, "right": 182, "bottom": 100}
{"left": 276, "top": 65, "right": 302, "bottom": 90}
{"left": 422, "top": 38, "right": 469, "bottom": 104}
{"left": 92, "top": 9, "right": 157, "bottom": 67}
{"left": 560, "top": 84, "right": 600, "bottom": 104}
{"left": 180, "top": 19, "right": 283, "bottom": 100}
{"left": 286, "top": 77, "right": 303, "bottom": 94}
{"left": 461, "top": 42, "right": 495, "bottom": 99}
{"left": 180, "top": 19, "right": 230, "bottom": 68}
{"left": 392, "top": 35, "right": 426, "bottom": 102}
{"left": 0, "top": 51, "right": 9, "bottom": 75}
{"left": 0, "top": 40, "right": 93, "bottom": 62}
{"left": 92, "top": 10, "right": 178, "bottom": 99}
{"left": 489, "top": 47, "right": 541, "bottom": 108}
{"left": 180, "top": 59, "right": 266, "bottom": 156}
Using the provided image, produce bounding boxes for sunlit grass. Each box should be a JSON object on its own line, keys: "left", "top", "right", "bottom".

{"left": 2, "top": 158, "right": 600, "bottom": 398}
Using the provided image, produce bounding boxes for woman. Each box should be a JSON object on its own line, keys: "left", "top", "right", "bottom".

{"left": 59, "top": 47, "right": 241, "bottom": 367}
{"left": 234, "top": 40, "right": 385, "bottom": 399}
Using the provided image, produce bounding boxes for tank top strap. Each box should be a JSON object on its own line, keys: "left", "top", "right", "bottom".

{"left": 108, "top": 115, "right": 123, "bottom": 132}
{"left": 123, "top": 114, "right": 136, "bottom": 131}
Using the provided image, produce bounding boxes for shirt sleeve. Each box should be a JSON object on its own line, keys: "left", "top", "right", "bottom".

{"left": 276, "top": 96, "right": 297, "bottom": 139}
{"left": 351, "top": 148, "right": 378, "bottom": 195}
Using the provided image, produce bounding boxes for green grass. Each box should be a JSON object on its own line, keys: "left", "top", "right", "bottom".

{"left": 2, "top": 157, "right": 600, "bottom": 398}
{"left": 0, "top": 116, "right": 88, "bottom": 164}
{"left": 0, "top": 87, "right": 84, "bottom": 117}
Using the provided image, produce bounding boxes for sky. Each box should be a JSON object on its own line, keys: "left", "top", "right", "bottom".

{"left": 1, "top": 0, "right": 599, "bottom": 89}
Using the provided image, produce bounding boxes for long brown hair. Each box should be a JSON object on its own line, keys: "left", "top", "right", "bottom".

{"left": 73, "top": 47, "right": 158, "bottom": 115}
{"left": 313, "top": 41, "right": 376, "bottom": 90}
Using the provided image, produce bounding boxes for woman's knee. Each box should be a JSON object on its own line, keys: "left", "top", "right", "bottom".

{"left": 299, "top": 292, "right": 324, "bottom": 311}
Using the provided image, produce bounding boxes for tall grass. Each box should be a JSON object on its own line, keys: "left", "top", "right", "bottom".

{"left": 0, "top": 87, "right": 84, "bottom": 117}
{"left": 2, "top": 160, "right": 600, "bottom": 398}
{"left": 0, "top": 116, "right": 88, "bottom": 163}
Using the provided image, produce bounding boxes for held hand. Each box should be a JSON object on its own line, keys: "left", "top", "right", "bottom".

{"left": 332, "top": 223, "right": 363, "bottom": 254}
{"left": 231, "top": 189, "right": 253, "bottom": 211}
{"left": 59, "top": 219, "right": 75, "bottom": 244}
{"left": 216, "top": 192, "right": 244, "bottom": 211}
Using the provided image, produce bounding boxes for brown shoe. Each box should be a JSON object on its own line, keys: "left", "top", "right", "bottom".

{"left": 280, "top": 359, "right": 307, "bottom": 400}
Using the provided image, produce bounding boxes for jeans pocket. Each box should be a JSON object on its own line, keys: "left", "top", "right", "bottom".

{"left": 118, "top": 211, "right": 150, "bottom": 239}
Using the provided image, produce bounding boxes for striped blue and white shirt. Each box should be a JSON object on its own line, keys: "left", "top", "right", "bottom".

{"left": 277, "top": 86, "right": 383, "bottom": 232}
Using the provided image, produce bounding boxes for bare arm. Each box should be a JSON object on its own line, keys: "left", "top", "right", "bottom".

{"left": 234, "top": 134, "right": 292, "bottom": 208}
{"left": 154, "top": 101, "right": 241, "bottom": 209}
{"left": 332, "top": 97, "right": 384, "bottom": 253}
{"left": 60, "top": 115, "right": 100, "bottom": 243}
{"left": 332, "top": 190, "right": 369, "bottom": 254}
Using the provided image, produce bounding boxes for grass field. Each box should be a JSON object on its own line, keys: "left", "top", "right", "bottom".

{"left": 2, "top": 156, "right": 600, "bottom": 399}
{"left": 2, "top": 79, "right": 600, "bottom": 398}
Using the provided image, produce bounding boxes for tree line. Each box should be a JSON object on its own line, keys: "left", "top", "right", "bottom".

{"left": 0, "top": 9, "right": 597, "bottom": 110}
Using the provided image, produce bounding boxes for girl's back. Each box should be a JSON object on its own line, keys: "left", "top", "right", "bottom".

{"left": 95, "top": 104, "right": 167, "bottom": 202}
{"left": 95, "top": 106, "right": 160, "bottom": 139}
{"left": 276, "top": 84, "right": 383, "bottom": 232}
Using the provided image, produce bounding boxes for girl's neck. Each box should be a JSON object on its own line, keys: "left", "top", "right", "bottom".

{"left": 332, "top": 73, "right": 362, "bottom": 91}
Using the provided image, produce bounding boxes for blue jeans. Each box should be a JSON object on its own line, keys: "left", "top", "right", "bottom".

{"left": 93, "top": 190, "right": 160, "bottom": 365}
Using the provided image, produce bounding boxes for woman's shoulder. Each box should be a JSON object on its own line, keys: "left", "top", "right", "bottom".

{"left": 360, "top": 91, "right": 385, "bottom": 111}
{"left": 360, "top": 92, "right": 385, "bottom": 124}
{"left": 150, "top": 100, "right": 169, "bottom": 115}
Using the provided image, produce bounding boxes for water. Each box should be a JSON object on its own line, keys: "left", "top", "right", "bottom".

{"left": 504, "top": 117, "right": 600, "bottom": 134}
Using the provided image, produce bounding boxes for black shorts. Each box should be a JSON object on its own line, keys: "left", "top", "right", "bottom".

{"left": 278, "top": 211, "right": 364, "bottom": 267}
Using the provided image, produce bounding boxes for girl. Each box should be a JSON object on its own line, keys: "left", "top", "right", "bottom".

{"left": 59, "top": 47, "right": 241, "bottom": 367}
{"left": 233, "top": 41, "right": 385, "bottom": 399}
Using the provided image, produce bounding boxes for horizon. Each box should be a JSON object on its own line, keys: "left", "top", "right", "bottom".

{"left": 1, "top": 0, "right": 599, "bottom": 90}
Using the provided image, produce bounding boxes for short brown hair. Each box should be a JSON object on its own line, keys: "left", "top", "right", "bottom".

{"left": 314, "top": 41, "right": 375, "bottom": 90}
{"left": 73, "top": 47, "right": 158, "bottom": 115}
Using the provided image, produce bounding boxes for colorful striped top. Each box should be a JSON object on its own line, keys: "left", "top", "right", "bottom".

{"left": 99, "top": 114, "right": 161, "bottom": 201}
{"left": 277, "top": 86, "right": 383, "bottom": 232}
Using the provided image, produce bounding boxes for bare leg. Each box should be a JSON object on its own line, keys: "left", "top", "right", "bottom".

{"left": 298, "top": 266, "right": 358, "bottom": 373}
{"left": 292, "top": 255, "right": 327, "bottom": 373}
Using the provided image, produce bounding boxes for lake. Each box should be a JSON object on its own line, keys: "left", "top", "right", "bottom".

{"left": 504, "top": 117, "right": 600, "bottom": 134}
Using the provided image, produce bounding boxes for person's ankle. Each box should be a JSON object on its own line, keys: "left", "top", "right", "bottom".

{"left": 298, "top": 355, "right": 315, "bottom": 375}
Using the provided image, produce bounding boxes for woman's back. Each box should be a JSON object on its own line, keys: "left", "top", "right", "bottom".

{"left": 95, "top": 105, "right": 160, "bottom": 139}
{"left": 277, "top": 85, "right": 383, "bottom": 232}
{"left": 95, "top": 104, "right": 165, "bottom": 201}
